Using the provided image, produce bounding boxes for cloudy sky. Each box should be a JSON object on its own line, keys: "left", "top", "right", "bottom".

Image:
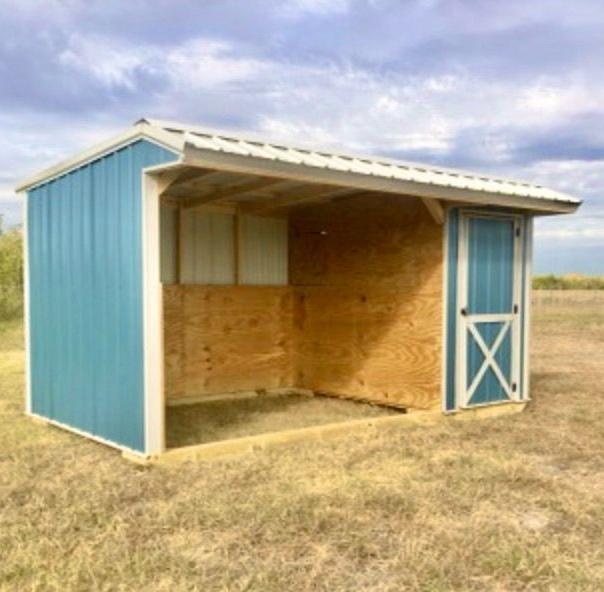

{"left": 1, "top": 0, "right": 603, "bottom": 273}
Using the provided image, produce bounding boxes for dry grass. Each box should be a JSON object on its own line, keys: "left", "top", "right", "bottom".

{"left": 2, "top": 293, "right": 604, "bottom": 591}
{"left": 167, "top": 394, "right": 399, "bottom": 448}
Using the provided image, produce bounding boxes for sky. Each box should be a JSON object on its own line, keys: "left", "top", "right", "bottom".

{"left": 0, "top": 0, "right": 602, "bottom": 274}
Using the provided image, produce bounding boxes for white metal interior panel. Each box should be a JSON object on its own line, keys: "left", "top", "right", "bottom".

{"left": 160, "top": 203, "right": 178, "bottom": 284}
{"left": 239, "top": 215, "right": 288, "bottom": 285}
{"left": 181, "top": 209, "right": 235, "bottom": 284}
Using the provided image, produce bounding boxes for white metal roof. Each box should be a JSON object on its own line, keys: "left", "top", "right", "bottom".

{"left": 152, "top": 118, "right": 576, "bottom": 202}
{"left": 16, "top": 117, "right": 581, "bottom": 213}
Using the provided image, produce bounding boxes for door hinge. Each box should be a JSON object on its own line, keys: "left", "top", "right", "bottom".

{"left": 515, "top": 227, "right": 521, "bottom": 238}
{"left": 513, "top": 304, "right": 519, "bottom": 314}
{"left": 512, "top": 382, "right": 517, "bottom": 393}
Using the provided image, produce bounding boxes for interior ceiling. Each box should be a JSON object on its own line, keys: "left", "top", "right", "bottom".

{"left": 159, "top": 165, "right": 375, "bottom": 214}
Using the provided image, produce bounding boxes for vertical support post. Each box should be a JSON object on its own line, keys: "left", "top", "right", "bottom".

{"left": 522, "top": 217, "right": 533, "bottom": 399}
{"left": 441, "top": 207, "right": 449, "bottom": 413}
{"left": 21, "top": 191, "right": 32, "bottom": 415}
{"left": 142, "top": 173, "right": 165, "bottom": 456}
{"left": 511, "top": 216, "right": 523, "bottom": 402}
{"left": 455, "top": 213, "right": 469, "bottom": 408}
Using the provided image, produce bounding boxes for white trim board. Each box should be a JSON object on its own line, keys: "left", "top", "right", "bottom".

{"left": 440, "top": 207, "right": 450, "bottom": 413}
{"left": 522, "top": 217, "right": 534, "bottom": 400}
{"left": 142, "top": 172, "right": 166, "bottom": 456}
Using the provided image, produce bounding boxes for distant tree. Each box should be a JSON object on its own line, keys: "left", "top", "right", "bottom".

{"left": 533, "top": 274, "right": 604, "bottom": 290}
{"left": 0, "top": 230, "right": 23, "bottom": 320}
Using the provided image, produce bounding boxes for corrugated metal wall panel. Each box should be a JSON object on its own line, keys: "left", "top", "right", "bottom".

{"left": 160, "top": 203, "right": 178, "bottom": 284}
{"left": 239, "top": 214, "right": 288, "bottom": 285}
{"left": 181, "top": 209, "right": 235, "bottom": 284}
{"left": 27, "top": 140, "right": 177, "bottom": 452}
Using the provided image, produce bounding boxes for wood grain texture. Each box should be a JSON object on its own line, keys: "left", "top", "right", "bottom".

{"left": 164, "top": 193, "right": 444, "bottom": 409}
{"left": 164, "top": 285, "right": 294, "bottom": 399}
{"left": 289, "top": 194, "right": 443, "bottom": 409}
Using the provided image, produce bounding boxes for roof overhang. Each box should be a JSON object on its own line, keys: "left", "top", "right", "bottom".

{"left": 15, "top": 118, "right": 582, "bottom": 215}
{"left": 180, "top": 140, "right": 579, "bottom": 214}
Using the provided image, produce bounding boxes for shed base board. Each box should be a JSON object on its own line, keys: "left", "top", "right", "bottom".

{"left": 143, "top": 400, "right": 527, "bottom": 466}
{"left": 167, "top": 387, "right": 313, "bottom": 407}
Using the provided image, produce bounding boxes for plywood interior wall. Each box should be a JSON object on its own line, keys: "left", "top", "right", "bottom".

{"left": 289, "top": 195, "right": 443, "bottom": 410}
{"left": 163, "top": 194, "right": 443, "bottom": 410}
{"left": 164, "top": 285, "right": 294, "bottom": 398}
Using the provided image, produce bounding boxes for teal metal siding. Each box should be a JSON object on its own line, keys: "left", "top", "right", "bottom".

{"left": 466, "top": 218, "right": 515, "bottom": 314}
{"left": 27, "top": 140, "right": 177, "bottom": 452}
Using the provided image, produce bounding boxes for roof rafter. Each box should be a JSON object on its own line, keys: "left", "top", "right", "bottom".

{"left": 421, "top": 198, "right": 445, "bottom": 225}
{"left": 241, "top": 184, "right": 362, "bottom": 214}
{"left": 181, "top": 176, "right": 285, "bottom": 209}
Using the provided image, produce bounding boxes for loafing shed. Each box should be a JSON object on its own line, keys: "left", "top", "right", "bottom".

{"left": 17, "top": 119, "right": 580, "bottom": 461}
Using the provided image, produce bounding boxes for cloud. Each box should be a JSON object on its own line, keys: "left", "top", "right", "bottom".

{"left": 279, "top": 0, "right": 351, "bottom": 18}
{"left": 1, "top": 0, "right": 603, "bottom": 271}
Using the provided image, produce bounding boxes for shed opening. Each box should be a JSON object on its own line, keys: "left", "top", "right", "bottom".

{"left": 158, "top": 165, "right": 443, "bottom": 453}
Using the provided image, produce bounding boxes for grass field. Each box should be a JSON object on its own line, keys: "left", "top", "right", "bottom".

{"left": 1, "top": 292, "right": 604, "bottom": 591}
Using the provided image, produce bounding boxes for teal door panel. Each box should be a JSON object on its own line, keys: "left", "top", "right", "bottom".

{"left": 459, "top": 214, "right": 520, "bottom": 407}
{"left": 467, "top": 217, "right": 515, "bottom": 315}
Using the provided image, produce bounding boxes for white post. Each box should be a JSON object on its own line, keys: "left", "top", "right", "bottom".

{"left": 522, "top": 217, "right": 534, "bottom": 400}
{"left": 441, "top": 207, "right": 450, "bottom": 413}
{"left": 142, "top": 173, "right": 165, "bottom": 456}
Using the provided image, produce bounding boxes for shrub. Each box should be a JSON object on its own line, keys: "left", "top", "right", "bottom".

{"left": 533, "top": 274, "right": 604, "bottom": 290}
{"left": 0, "top": 230, "right": 23, "bottom": 320}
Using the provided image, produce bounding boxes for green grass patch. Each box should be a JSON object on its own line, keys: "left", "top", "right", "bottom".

{"left": 533, "top": 273, "right": 604, "bottom": 290}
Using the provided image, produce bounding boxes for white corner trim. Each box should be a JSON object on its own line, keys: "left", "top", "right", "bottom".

{"left": 441, "top": 208, "right": 450, "bottom": 413}
{"left": 21, "top": 191, "right": 32, "bottom": 415}
{"left": 142, "top": 172, "right": 165, "bottom": 456}
{"left": 15, "top": 124, "right": 184, "bottom": 193}
{"left": 522, "top": 217, "right": 534, "bottom": 400}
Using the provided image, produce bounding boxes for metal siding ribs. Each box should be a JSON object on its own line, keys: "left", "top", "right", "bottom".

{"left": 27, "top": 140, "right": 177, "bottom": 452}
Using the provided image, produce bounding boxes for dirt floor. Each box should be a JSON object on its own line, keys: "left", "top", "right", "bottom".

{"left": 167, "top": 393, "right": 400, "bottom": 448}
{"left": 1, "top": 292, "right": 604, "bottom": 591}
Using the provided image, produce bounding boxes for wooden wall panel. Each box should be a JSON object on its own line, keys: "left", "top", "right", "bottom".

{"left": 164, "top": 285, "right": 294, "bottom": 400}
{"left": 289, "top": 194, "right": 443, "bottom": 409}
{"left": 163, "top": 193, "right": 444, "bottom": 410}
{"left": 163, "top": 286, "right": 184, "bottom": 397}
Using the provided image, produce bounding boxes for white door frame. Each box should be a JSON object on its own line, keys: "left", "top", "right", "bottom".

{"left": 455, "top": 210, "right": 524, "bottom": 409}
